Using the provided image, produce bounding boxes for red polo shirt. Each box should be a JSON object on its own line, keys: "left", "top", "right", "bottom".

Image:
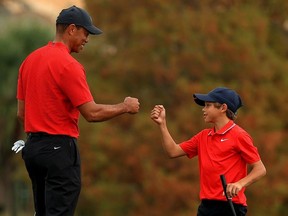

{"left": 17, "top": 42, "right": 93, "bottom": 138}
{"left": 179, "top": 121, "right": 261, "bottom": 206}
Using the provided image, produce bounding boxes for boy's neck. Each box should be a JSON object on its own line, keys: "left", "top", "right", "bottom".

{"left": 213, "top": 118, "right": 230, "bottom": 132}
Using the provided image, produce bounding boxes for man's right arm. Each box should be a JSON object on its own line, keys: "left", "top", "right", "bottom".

{"left": 78, "top": 97, "right": 140, "bottom": 122}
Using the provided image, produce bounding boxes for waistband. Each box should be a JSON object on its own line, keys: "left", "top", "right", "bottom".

{"left": 201, "top": 199, "right": 245, "bottom": 207}
{"left": 28, "top": 132, "right": 75, "bottom": 139}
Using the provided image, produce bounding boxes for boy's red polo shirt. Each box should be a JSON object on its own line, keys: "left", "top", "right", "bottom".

{"left": 17, "top": 42, "right": 93, "bottom": 138}
{"left": 179, "top": 121, "right": 261, "bottom": 206}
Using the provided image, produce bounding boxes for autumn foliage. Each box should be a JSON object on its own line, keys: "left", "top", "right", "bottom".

{"left": 1, "top": 0, "right": 288, "bottom": 215}
{"left": 76, "top": 1, "right": 288, "bottom": 215}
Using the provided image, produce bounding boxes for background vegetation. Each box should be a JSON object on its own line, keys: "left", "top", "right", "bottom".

{"left": 1, "top": 0, "right": 288, "bottom": 215}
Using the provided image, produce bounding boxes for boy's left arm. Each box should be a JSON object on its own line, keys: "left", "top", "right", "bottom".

{"left": 240, "top": 160, "right": 266, "bottom": 187}
{"left": 226, "top": 160, "right": 266, "bottom": 198}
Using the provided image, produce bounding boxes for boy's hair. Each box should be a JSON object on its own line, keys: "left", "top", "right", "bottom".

{"left": 214, "top": 102, "right": 237, "bottom": 120}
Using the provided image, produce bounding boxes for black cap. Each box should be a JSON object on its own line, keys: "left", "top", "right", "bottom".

{"left": 193, "top": 87, "right": 243, "bottom": 114}
{"left": 56, "top": 5, "right": 102, "bottom": 35}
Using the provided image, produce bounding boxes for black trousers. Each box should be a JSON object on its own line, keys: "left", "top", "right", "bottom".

{"left": 197, "top": 199, "right": 247, "bottom": 216}
{"left": 22, "top": 133, "right": 81, "bottom": 216}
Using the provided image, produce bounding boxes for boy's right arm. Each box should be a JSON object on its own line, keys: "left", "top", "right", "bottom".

{"left": 151, "top": 105, "right": 186, "bottom": 158}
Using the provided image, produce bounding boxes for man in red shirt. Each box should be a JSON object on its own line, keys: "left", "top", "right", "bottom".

{"left": 151, "top": 87, "right": 266, "bottom": 216}
{"left": 16, "top": 5, "right": 139, "bottom": 216}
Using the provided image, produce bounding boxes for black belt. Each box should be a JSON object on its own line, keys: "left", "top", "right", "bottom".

{"left": 28, "top": 132, "right": 51, "bottom": 137}
{"left": 28, "top": 132, "right": 74, "bottom": 139}
{"left": 201, "top": 199, "right": 245, "bottom": 207}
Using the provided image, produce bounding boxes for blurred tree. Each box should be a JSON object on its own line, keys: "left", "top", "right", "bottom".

{"left": 0, "top": 19, "right": 52, "bottom": 215}
{"left": 73, "top": 0, "right": 288, "bottom": 215}
{"left": 1, "top": 0, "right": 288, "bottom": 215}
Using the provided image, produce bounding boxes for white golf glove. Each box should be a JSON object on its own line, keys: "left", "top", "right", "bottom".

{"left": 12, "top": 140, "right": 25, "bottom": 153}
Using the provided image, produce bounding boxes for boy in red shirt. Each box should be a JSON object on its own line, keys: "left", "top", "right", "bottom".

{"left": 151, "top": 87, "right": 266, "bottom": 216}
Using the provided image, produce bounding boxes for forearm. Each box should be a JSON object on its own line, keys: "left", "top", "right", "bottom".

{"left": 159, "top": 122, "right": 185, "bottom": 158}
{"left": 238, "top": 160, "right": 266, "bottom": 188}
{"left": 81, "top": 102, "right": 128, "bottom": 122}
{"left": 17, "top": 100, "right": 25, "bottom": 127}
{"left": 225, "top": 160, "right": 266, "bottom": 198}
{"left": 17, "top": 114, "right": 24, "bottom": 126}
{"left": 79, "top": 97, "right": 139, "bottom": 122}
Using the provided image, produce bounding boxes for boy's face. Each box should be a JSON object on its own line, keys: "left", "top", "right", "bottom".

{"left": 202, "top": 102, "right": 224, "bottom": 123}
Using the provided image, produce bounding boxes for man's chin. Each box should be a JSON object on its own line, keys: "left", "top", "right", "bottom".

{"left": 72, "top": 50, "right": 81, "bottom": 54}
{"left": 71, "top": 46, "right": 84, "bottom": 53}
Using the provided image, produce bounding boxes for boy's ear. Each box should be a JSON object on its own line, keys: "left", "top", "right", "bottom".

{"left": 222, "top": 103, "right": 228, "bottom": 112}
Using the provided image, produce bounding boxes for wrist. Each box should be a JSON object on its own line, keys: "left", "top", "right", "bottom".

{"left": 159, "top": 121, "right": 167, "bottom": 130}
{"left": 121, "top": 101, "right": 129, "bottom": 113}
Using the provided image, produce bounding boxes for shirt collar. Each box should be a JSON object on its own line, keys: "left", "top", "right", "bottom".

{"left": 208, "top": 120, "right": 236, "bottom": 136}
{"left": 48, "top": 41, "right": 70, "bottom": 53}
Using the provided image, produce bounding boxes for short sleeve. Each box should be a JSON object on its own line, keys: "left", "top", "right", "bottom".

{"left": 236, "top": 131, "right": 261, "bottom": 164}
{"left": 179, "top": 133, "right": 201, "bottom": 158}
{"left": 60, "top": 62, "right": 93, "bottom": 107}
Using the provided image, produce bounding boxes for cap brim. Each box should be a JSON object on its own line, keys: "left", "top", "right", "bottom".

{"left": 84, "top": 25, "right": 103, "bottom": 35}
{"left": 193, "top": 93, "right": 216, "bottom": 106}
